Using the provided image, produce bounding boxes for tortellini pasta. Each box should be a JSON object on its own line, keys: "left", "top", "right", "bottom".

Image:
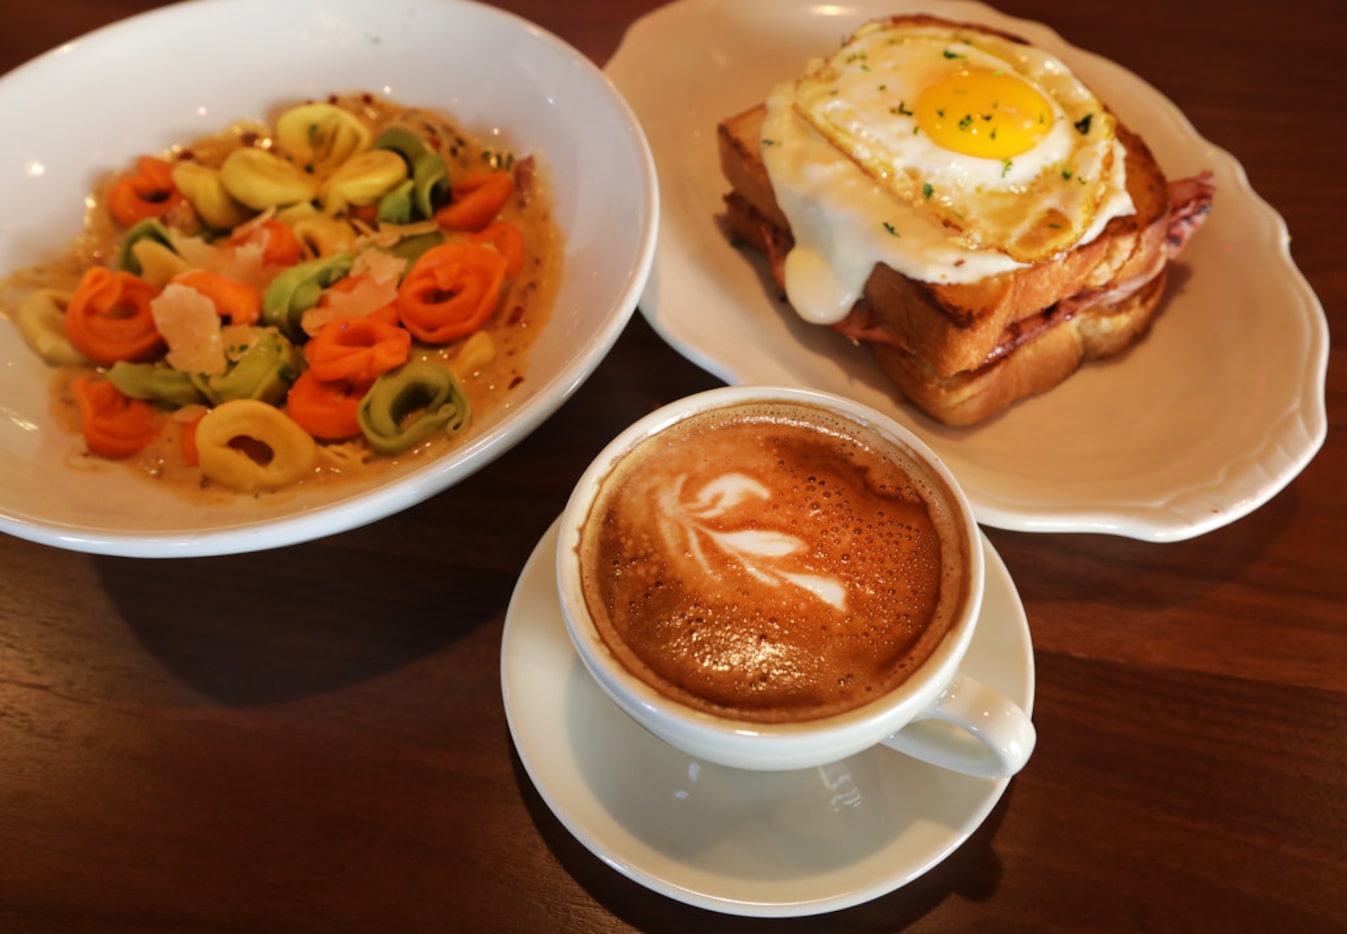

{"left": 190, "top": 328, "right": 301, "bottom": 407}
{"left": 373, "top": 126, "right": 450, "bottom": 223}
{"left": 221, "top": 148, "right": 320, "bottom": 210}
{"left": 0, "top": 91, "right": 556, "bottom": 498}
{"left": 171, "top": 161, "right": 254, "bottom": 230}
{"left": 452, "top": 330, "right": 496, "bottom": 376}
{"left": 274, "top": 103, "right": 372, "bottom": 176}
{"left": 12, "top": 289, "right": 86, "bottom": 366}
{"left": 130, "top": 241, "right": 192, "bottom": 288}
{"left": 108, "top": 361, "right": 206, "bottom": 407}
{"left": 277, "top": 206, "right": 360, "bottom": 258}
{"left": 195, "top": 398, "right": 317, "bottom": 492}
{"left": 319, "top": 150, "right": 408, "bottom": 215}
{"left": 379, "top": 230, "right": 444, "bottom": 266}
{"left": 114, "top": 219, "right": 180, "bottom": 278}
{"left": 357, "top": 361, "right": 471, "bottom": 456}
{"left": 262, "top": 253, "right": 354, "bottom": 339}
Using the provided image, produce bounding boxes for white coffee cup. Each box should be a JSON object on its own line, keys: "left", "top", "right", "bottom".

{"left": 556, "top": 385, "right": 1035, "bottom": 777}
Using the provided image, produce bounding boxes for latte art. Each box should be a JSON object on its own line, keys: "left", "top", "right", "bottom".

{"left": 658, "top": 471, "right": 849, "bottom": 611}
{"left": 577, "top": 400, "right": 968, "bottom": 724}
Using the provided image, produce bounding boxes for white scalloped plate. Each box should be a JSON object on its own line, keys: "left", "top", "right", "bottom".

{"left": 0, "top": 0, "right": 656, "bottom": 557}
{"left": 606, "top": 0, "right": 1327, "bottom": 541}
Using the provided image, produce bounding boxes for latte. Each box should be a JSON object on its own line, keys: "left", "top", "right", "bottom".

{"left": 576, "top": 399, "right": 970, "bottom": 724}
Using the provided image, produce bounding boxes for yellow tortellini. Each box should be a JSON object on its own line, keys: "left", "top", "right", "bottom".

{"left": 114, "top": 219, "right": 178, "bottom": 278}
{"left": 13, "top": 289, "right": 86, "bottom": 366}
{"left": 220, "top": 148, "right": 319, "bottom": 210}
{"left": 453, "top": 331, "right": 496, "bottom": 376}
{"left": 318, "top": 150, "right": 408, "bottom": 215}
{"left": 274, "top": 103, "right": 371, "bottom": 175}
{"left": 171, "top": 161, "right": 254, "bottom": 230}
{"left": 195, "top": 399, "right": 317, "bottom": 492}
{"left": 277, "top": 204, "right": 359, "bottom": 258}
{"left": 128, "top": 239, "right": 191, "bottom": 287}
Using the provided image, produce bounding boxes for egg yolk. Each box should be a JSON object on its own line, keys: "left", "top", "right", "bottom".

{"left": 915, "top": 67, "right": 1053, "bottom": 159}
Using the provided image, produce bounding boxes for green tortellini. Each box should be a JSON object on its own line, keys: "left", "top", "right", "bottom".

{"left": 171, "top": 161, "right": 254, "bottom": 230}
{"left": 195, "top": 398, "right": 317, "bottom": 492}
{"left": 319, "top": 150, "right": 408, "bottom": 215}
{"left": 357, "top": 360, "right": 471, "bottom": 456}
{"left": 378, "top": 230, "right": 444, "bottom": 267}
{"left": 274, "top": 103, "right": 372, "bottom": 176}
{"left": 220, "top": 147, "right": 320, "bottom": 210}
{"left": 189, "top": 328, "right": 301, "bottom": 407}
{"left": 375, "top": 181, "right": 418, "bottom": 226}
{"left": 373, "top": 126, "right": 449, "bottom": 223}
{"left": 261, "top": 252, "right": 354, "bottom": 339}
{"left": 12, "top": 288, "right": 86, "bottom": 366}
{"left": 113, "top": 219, "right": 179, "bottom": 277}
{"left": 107, "top": 361, "right": 207, "bottom": 408}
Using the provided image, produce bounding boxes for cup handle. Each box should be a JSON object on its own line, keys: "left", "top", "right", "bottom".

{"left": 880, "top": 674, "right": 1036, "bottom": 778}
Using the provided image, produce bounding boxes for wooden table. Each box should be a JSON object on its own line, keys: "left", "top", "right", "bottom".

{"left": 2, "top": 1, "right": 1342, "bottom": 930}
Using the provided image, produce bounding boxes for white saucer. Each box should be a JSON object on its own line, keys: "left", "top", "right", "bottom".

{"left": 500, "top": 518, "right": 1035, "bottom": 917}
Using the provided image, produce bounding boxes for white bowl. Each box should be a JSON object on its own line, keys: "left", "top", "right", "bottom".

{"left": 0, "top": 0, "right": 657, "bottom": 557}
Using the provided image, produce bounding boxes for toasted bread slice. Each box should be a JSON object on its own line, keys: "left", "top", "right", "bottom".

{"left": 717, "top": 103, "right": 1172, "bottom": 378}
{"left": 870, "top": 269, "right": 1168, "bottom": 426}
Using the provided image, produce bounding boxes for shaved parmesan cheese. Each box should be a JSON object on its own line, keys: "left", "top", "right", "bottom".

{"left": 352, "top": 247, "right": 407, "bottom": 285}
{"left": 151, "top": 283, "right": 226, "bottom": 375}
{"left": 297, "top": 245, "right": 407, "bottom": 332}
{"left": 171, "top": 234, "right": 233, "bottom": 274}
{"left": 221, "top": 239, "right": 273, "bottom": 290}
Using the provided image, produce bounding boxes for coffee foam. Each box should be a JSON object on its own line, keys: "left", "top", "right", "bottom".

{"left": 577, "top": 400, "right": 969, "bottom": 724}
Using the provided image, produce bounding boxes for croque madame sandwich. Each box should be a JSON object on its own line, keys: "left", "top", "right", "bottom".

{"left": 718, "top": 14, "right": 1214, "bottom": 425}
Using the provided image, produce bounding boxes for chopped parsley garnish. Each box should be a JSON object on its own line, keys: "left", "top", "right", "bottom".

{"left": 892, "top": 100, "right": 913, "bottom": 117}
{"left": 882, "top": 221, "right": 900, "bottom": 237}
{"left": 1061, "top": 167, "right": 1074, "bottom": 180}
{"left": 1073, "top": 113, "right": 1093, "bottom": 135}
{"left": 1001, "top": 159, "right": 1013, "bottom": 177}
{"left": 922, "top": 182, "right": 934, "bottom": 199}
{"left": 957, "top": 113, "right": 974, "bottom": 131}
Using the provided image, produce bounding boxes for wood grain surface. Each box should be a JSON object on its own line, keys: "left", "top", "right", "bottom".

{"left": 1, "top": 1, "right": 1342, "bottom": 931}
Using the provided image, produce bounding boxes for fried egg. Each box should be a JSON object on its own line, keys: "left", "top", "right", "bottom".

{"left": 793, "top": 18, "right": 1130, "bottom": 263}
{"left": 760, "top": 17, "right": 1135, "bottom": 323}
